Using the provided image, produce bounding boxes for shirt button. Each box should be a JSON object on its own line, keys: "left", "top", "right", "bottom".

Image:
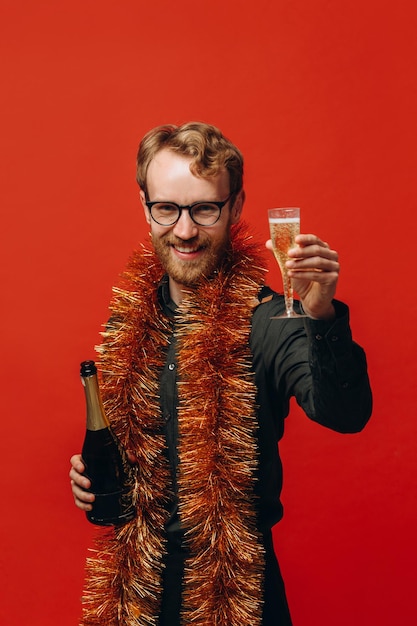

{"left": 168, "top": 363, "right": 175, "bottom": 371}
{"left": 315, "top": 334, "right": 323, "bottom": 341}
{"left": 331, "top": 335, "right": 339, "bottom": 342}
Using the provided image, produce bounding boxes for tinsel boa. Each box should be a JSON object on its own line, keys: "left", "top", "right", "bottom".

{"left": 81, "top": 222, "right": 268, "bottom": 626}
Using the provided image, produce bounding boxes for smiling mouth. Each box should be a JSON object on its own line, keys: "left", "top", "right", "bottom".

{"left": 170, "top": 239, "right": 206, "bottom": 255}
{"left": 173, "top": 244, "right": 201, "bottom": 253}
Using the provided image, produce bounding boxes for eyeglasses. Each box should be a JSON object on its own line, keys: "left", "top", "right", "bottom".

{"left": 145, "top": 194, "right": 233, "bottom": 226}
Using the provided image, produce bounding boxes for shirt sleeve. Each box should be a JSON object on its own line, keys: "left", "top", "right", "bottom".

{"left": 252, "top": 295, "right": 372, "bottom": 433}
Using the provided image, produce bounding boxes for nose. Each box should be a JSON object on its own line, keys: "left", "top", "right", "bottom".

{"left": 172, "top": 209, "right": 199, "bottom": 240}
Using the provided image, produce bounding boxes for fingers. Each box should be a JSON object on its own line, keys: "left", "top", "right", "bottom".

{"left": 266, "top": 233, "right": 340, "bottom": 280}
{"left": 70, "top": 454, "right": 85, "bottom": 474}
{"left": 287, "top": 234, "right": 339, "bottom": 274}
{"left": 71, "top": 481, "right": 95, "bottom": 511}
{"left": 289, "top": 234, "right": 337, "bottom": 258}
{"left": 69, "top": 454, "right": 94, "bottom": 511}
{"left": 267, "top": 234, "right": 337, "bottom": 260}
{"left": 287, "top": 255, "right": 339, "bottom": 275}
{"left": 292, "top": 233, "right": 330, "bottom": 249}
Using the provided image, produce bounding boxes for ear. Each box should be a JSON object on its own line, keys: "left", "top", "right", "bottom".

{"left": 140, "top": 190, "right": 151, "bottom": 225}
{"left": 230, "top": 189, "right": 245, "bottom": 224}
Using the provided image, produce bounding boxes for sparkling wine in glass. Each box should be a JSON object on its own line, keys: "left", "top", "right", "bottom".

{"left": 268, "top": 207, "right": 306, "bottom": 319}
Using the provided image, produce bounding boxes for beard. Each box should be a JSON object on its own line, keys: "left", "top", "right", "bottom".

{"left": 151, "top": 227, "right": 232, "bottom": 288}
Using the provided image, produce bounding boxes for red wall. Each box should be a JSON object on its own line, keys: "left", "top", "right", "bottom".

{"left": 1, "top": 1, "right": 416, "bottom": 624}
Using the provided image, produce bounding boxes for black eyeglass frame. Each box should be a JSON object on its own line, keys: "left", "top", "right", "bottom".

{"left": 145, "top": 193, "right": 234, "bottom": 226}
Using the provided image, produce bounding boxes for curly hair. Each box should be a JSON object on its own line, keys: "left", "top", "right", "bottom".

{"left": 136, "top": 122, "right": 244, "bottom": 197}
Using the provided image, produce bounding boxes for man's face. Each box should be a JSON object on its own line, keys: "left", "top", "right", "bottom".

{"left": 140, "top": 149, "right": 242, "bottom": 299}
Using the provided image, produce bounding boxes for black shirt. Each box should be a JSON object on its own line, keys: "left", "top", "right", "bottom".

{"left": 157, "top": 278, "right": 372, "bottom": 536}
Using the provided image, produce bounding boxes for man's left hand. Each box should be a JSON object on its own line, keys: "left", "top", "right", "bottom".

{"left": 266, "top": 234, "right": 340, "bottom": 320}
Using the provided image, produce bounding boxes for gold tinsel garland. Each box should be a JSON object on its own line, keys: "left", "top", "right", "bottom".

{"left": 80, "top": 222, "right": 267, "bottom": 625}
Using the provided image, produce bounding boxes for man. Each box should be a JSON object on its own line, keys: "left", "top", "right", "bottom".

{"left": 70, "top": 122, "right": 372, "bottom": 626}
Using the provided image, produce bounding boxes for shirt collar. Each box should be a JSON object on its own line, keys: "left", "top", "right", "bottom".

{"left": 157, "top": 274, "right": 177, "bottom": 318}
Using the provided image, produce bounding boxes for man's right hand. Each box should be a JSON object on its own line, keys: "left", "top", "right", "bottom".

{"left": 69, "top": 454, "right": 95, "bottom": 512}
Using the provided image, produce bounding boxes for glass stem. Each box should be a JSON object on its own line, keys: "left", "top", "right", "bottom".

{"left": 283, "top": 271, "right": 294, "bottom": 316}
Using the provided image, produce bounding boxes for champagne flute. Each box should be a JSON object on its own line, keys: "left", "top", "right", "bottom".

{"left": 268, "top": 207, "right": 306, "bottom": 319}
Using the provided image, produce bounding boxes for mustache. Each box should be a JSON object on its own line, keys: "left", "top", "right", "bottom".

{"left": 162, "top": 234, "right": 209, "bottom": 248}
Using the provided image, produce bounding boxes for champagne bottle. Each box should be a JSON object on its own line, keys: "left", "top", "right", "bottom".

{"left": 80, "top": 360, "right": 135, "bottom": 526}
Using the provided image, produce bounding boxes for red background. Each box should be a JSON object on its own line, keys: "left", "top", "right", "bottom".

{"left": 1, "top": 1, "right": 416, "bottom": 624}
